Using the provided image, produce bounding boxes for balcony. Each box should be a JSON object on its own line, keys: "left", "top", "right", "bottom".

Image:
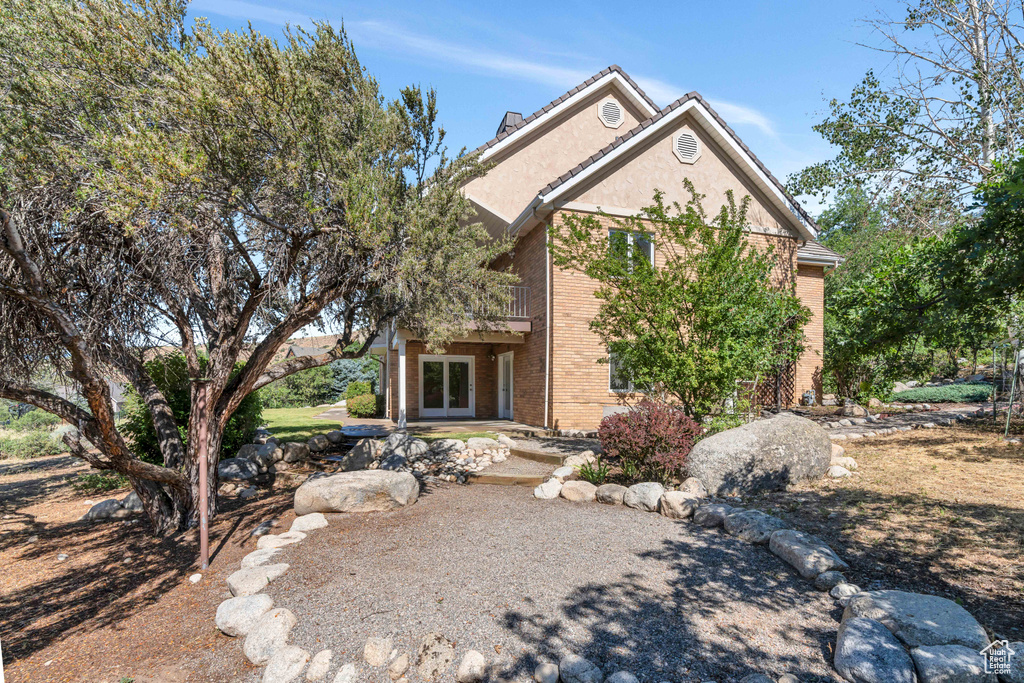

{"left": 504, "top": 285, "right": 531, "bottom": 319}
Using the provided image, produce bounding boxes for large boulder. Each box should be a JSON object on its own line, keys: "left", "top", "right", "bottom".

{"left": 341, "top": 439, "right": 377, "bottom": 471}
{"left": 843, "top": 590, "right": 990, "bottom": 650}
{"left": 79, "top": 498, "right": 126, "bottom": 522}
{"left": 293, "top": 470, "right": 419, "bottom": 515}
{"left": 218, "top": 458, "right": 258, "bottom": 482}
{"left": 910, "top": 644, "right": 995, "bottom": 683}
{"left": 834, "top": 616, "right": 917, "bottom": 683}
{"left": 281, "top": 442, "right": 310, "bottom": 463}
{"left": 121, "top": 491, "right": 144, "bottom": 512}
{"left": 381, "top": 433, "right": 429, "bottom": 459}
{"left": 687, "top": 414, "right": 831, "bottom": 495}
{"left": 243, "top": 607, "right": 297, "bottom": 665}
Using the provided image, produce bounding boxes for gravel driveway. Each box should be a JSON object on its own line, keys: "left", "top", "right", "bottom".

{"left": 241, "top": 483, "right": 843, "bottom": 683}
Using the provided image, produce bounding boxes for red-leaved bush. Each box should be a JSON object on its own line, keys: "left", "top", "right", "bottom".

{"left": 598, "top": 399, "right": 703, "bottom": 483}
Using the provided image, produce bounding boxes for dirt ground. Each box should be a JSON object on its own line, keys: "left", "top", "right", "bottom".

{"left": 0, "top": 455, "right": 299, "bottom": 683}
{"left": 746, "top": 417, "right": 1024, "bottom": 638}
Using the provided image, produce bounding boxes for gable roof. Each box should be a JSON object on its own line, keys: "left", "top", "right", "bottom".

{"left": 503, "top": 89, "right": 818, "bottom": 241}
{"left": 472, "top": 65, "right": 659, "bottom": 161}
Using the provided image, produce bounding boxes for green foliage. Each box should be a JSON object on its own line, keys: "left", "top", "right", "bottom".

{"left": 893, "top": 383, "right": 993, "bottom": 403}
{"left": 74, "top": 471, "right": 130, "bottom": 494}
{"left": 260, "top": 365, "right": 336, "bottom": 409}
{"left": 550, "top": 184, "right": 810, "bottom": 421}
{"left": 577, "top": 458, "right": 610, "bottom": 486}
{"left": 344, "top": 381, "right": 372, "bottom": 401}
{"left": 7, "top": 409, "right": 60, "bottom": 431}
{"left": 331, "top": 357, "right": 378, "bottom": 398}
{"left": 598, "top": 400, "right": 703, "bottom": 484}
{"left": 345, "top": 393, "right": 378, "bottom": 418}
{"left": 0, "top": 431, "right": 66, "bottom": 459}
{"left": 121, "top": 355, "right": 262, "bottom": 465}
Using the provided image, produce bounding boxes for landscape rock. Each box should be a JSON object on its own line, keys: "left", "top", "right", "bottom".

{"left": 832, "top": 583, "right": 862, "bottom": 603}
{"left": 215, "top": 594, "right": 274, "bottom": 637}
{"left": 379, "top": 453, "right": 408, "bottom": 471}
{"left": 595, "top": 484, "right": 627, "bottom": 505}
{"left": 910, "top": 644, "right": 995, "bottom": 683}
{"left": 693, "top": 503, "right": 735, "bottom": 528}
{"left": 832, "top": 456, "right": 859, "bottom": 471}
{"left": 340, "top": 439, "right": 377, "bottom": 471}
{"left": 843, "top": 590, "right": 990, "bottom": 650}
{"left": 533, "top": 478, "right": 562, "bottom": 500}
{"left": 605, "top": 673, "right": 639, "bottom": 683}
{"left": 382, "top": 433, "right": 429, "bottom": 459}
{"left": 996, "top": 641, "right": 1023, "bottom": 683}
{"left": 560, "top": 480, "right": 597, "bottom": 502}
{"left": 814, "top": 570, "right": 847, "bottom": 591}
{"left": 326, "top": 430, "right": 345, "bottom": 444}
{"left": 679, "top": 477, "right": 708, "bottom": 498}
{"left": 534, "top": 661, "right": 559, "bottom": 683}
{"left": 219, "top": 458, "right": 259, "bottom": 482}
{"left": 687, "top": 413, "right": 831, "bottom": 495}
{"left": 257, "top": 443, "right": 284, "bottom": 464}
{"left": 828, "top": 465, "right": 853, "bottom": 479}
{"left": 282, "top": 442, "right": 310, "bottom": 463}
{"left": 832, "top": 443, "right": 846, "bottom": 459}
{"left": 121, "top": 491, "right": 144, "bottom": 512}
{"left": 558, "top": 653, "right": 602, "bottom": 683}
{"left": 290, "top": 512, "right": 328, "bottom": 533}
{"left": 244, "top": 608, "right": 298, "bottom": 665}
{"left": 429, "top": 439, "right": 465, "bottom": 454}
{"left": 294, "top": 470, "right": 419, "bottom": 515}
{"left": 307, "top": 435, "right": 329, "bottom": 453}
{"left": 769, "top": 529, "right": 848, "bottom": 579}
{"left": 239, "top": 486, "right": 258, "bottom": 500}
{"left": 263, "top": 645, "right": 309, "bottom": 683}
{"left": 552, "top": 466, "right": 575, "bottom": 481}
{"left": 659, "top": 491, "right": 700, "bottom": 519}
{"left": 416, "top": 632, "right": 455, "bottom": 681}
{"left": 331, "top": 664, "right": 358, "bottom": 683}
{"left": 364, "top": 636, "right": 392, "bottom": 667}
{"left": 466, "top": 437, "right": 499, "bottom": 451}
{"left": 238, "top": 444, "right": 261, "bottom": 460}
{"left": 227, "top": 564, "right": 290, "bottom": 597}
{"left": 844, "top": 403, "right": 869, "bottom": 417}
{"left": 564, "top": 451, "right": 598, "bottom": 469}
{"left": 388, "top": 653, "right": 410, "bottom": 681}
{"left": 724, "top": 509, "right": 789, "bottom": 544}
{"left": 257, "top": 531, "right": 307, "bottom": 550}
{"left": 738, "top": 676, "right": 774, "bottom": 683}
{"left": 306, "top": 649, "right": 333, "bottom": 681}
{"left": 834, "top": 616, "right": 917, "bottom": 683}
{"left": 79, "top": 498, "right": 124, "bottom": 522}
{"left": 456, "top": 650, "right": 486, "bottom": 682}
{"left": 497, "top": 435, "right": 516, "bottom": 449}
{"left": 623, "top": 482, "right": 665, "bottom": 511}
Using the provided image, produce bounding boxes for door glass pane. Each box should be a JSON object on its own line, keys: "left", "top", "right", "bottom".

{"left": 504, "top": 359, "right": 512, "bottom": 412}
{"left": 448, "top": 361, "right": 470, "bottom": 410}
{"left": 635, "top": 234, "right": 653, "bottom": 266}
{"left": 423, "top": 361, "right": 444, "bottom": 409}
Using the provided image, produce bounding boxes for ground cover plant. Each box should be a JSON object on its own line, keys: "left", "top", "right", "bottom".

{"left": 892, "top": 383, "right": 992, "bottom": 403}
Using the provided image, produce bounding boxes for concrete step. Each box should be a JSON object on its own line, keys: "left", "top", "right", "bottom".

{"left": 467, "top": 471, "right": 546, "bottom": 487}
{"left": 509, "top": 447, "right": 565, "bottom": 466}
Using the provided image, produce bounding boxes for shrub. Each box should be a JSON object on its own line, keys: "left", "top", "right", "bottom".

{"left": 344, "top": 381, "right": 372, "bottom": 401}
{"left": 892, "top": 383, "right": 992, "bottom": 403}
{"left": 346, "top": 393, "right": 378, "bottom": 418}
{"left": 0, "top": 431, "right": 66, "bottom": 459}
{"left": 74, "top": 471, "right": 130, "bottom": 494}
{"left": 331, "top": 357, "right": 378, "bottom": 398}
{"left": 598, "top": 400, "right": 703, "bottom": 483}
{"left": 120, "top": 354, "right": 262, "bottom": 465}
{"left": 8, "top": 409, "right": 60, "bottom": 431}
{"left": 259, "top": 364, "right": 336, "bottom": 408}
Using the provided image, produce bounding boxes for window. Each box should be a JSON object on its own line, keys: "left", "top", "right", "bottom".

{"left": 608, "top": 229, "right": 654, "bottom": 268}
{"left": 609, "top": 351, "right": 633, "bottom": 393}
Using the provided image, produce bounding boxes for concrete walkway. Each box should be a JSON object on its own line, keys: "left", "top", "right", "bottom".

{"left": 827, "top": 404, "right": 984, "bottom": 441}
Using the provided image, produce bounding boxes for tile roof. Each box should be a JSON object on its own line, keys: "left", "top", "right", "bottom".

{"left": 471, "top": 65, "right": 658, "bottom": 155}
{"left": 797, "top": 240, "right": 843, "bottom": 263}
{"left": 535, "top": 91, "right": 820, "bottom": 233}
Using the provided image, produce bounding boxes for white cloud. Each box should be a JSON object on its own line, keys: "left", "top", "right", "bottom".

{"left": 634, "top": 75, "right": 777, "bottom": 137}
{"left": 189, "top": 0, "right": 309, "bottom": 26}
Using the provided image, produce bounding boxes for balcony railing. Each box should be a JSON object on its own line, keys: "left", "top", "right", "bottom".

{"left": 503, "top": 285, "right": 531, "bottom": 319}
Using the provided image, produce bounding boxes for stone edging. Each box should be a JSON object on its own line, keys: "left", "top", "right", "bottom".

{"left": 531, "top": 476, "right": 1014, "bottom": 683}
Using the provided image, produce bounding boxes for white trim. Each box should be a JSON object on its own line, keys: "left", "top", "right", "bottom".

{"left": 608, "top": 351, "right": 633, "bottom": 393}
{"left": 418, "top": 354, "right": 476, "bottom": 418}
{"left": 497, "top": 351, "right": 514, "bottom": 420}
{"left": 397, "top": 339, "right": 407, "bottom": 429}
{"left": 481, "top": 72, "right": 658, "bottom": 162}
{"left": 512, "top": 99, "right": 817, "bottom": 241}
{"left": 608, "top": 227, "right": 655, "bottom": 267}
{"left": 544, "top": 229, "right": 551, "bottom": 429}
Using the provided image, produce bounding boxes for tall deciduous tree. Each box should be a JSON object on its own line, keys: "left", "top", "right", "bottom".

{"left": 0, "top": 0, "right": 514, "bottom": 534}
{"left": 549, "top": 184, "right": 809, "bottom": 421}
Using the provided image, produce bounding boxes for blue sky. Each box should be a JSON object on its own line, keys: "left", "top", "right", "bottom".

{"left": 189, "top": 0, "right": 903, "bottom": 215}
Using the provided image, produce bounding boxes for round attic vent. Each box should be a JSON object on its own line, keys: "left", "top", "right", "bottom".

{"left": 673, "top": 130, "right": 701, "bottom": 164}
{"left": 598, "top": 98, "right": 624, "bottom": 128}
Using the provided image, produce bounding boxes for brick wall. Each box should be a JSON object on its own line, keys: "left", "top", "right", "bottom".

{"left": 388, "top": 341, "right": 497, "bottom": 420}
{"left": 548, "top": 209, "right": 805, "bottom": 430}
{"left": 794, "top": 264, "right": 825, "bottom": 402}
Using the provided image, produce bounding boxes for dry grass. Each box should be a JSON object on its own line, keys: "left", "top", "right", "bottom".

{"left": 747, "top": 418, "right": 1024, "bottom": 638}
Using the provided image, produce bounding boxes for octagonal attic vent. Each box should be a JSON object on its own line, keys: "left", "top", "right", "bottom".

{"left": 673, "top": 130, "right": 701, "bottom": 164}
{"left": 598, "top": 98, "right": 624, "bottom": 128}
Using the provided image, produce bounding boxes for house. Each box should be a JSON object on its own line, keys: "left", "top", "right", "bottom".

{"left": 374, "top": 66, "right": 840, "bottom": 431}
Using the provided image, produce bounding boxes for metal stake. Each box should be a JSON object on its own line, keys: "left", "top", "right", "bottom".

{"left": 195, "top": 380, "right": 210, "bottom": 570}
{"left": 1006, "top": 346, "right": 1020, "bottom": 439}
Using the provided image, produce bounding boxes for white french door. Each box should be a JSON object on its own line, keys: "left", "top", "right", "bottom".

{"left": 498, "top": 352, "right": 513, "bottom": 419}
{"left": 419, "top": 355, "right": 475, "bottom": 418}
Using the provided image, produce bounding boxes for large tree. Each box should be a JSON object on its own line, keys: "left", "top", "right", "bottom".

{"left": 0, "top": 0, "right": 513, "bottom": 534}
{"left": 549, "top": 184, "right": 809, "bottom": 421}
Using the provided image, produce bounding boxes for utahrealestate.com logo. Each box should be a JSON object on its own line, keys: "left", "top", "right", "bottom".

{"left": 981, "top": 640, "right": 1016, "bottom": 675}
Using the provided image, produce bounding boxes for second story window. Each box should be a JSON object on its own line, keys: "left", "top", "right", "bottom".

{"left": 609, "top": 351, "right": 633, "bottom": 393}
{"left": 608, "top": 229, "right": 654, "bottom": 270}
